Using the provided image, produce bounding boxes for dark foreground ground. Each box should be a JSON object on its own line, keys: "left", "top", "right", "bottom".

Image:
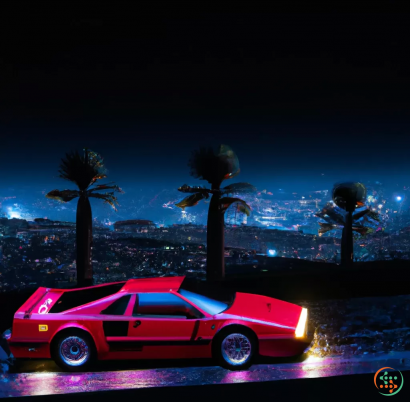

{"left": 3, "top": 363, "right": 410, "bottom": 401}
{"left": 16, "top": 373, "right": 410, "bottom": 402}
{"left": 211, "top": 258, "right": 410, "bottom": 301}
{"left": 1, "top": 260, "right": 410, "bottom": 400}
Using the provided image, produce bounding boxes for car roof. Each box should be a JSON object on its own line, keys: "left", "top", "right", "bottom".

{"left": 119, "top": 276, "right": 185, "bottom": 293}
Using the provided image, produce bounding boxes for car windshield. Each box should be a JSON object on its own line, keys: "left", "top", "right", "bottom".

{"left": 178, "top": 289, "right": 229, "bottom": 315}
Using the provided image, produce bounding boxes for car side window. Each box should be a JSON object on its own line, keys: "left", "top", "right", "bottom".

{"left": 133, "top": 293, "right": 202, "bottom": 318}
{"left": 100, "top": 295, "right": 131, "bottom": 315}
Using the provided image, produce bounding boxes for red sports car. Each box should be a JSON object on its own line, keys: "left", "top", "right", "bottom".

{"left": 6, "top": 276, "right": 312, "bottom": 371}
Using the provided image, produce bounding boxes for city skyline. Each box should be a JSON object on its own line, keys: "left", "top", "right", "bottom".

{"left": 1, "top": 180, "right": 408, "bottom": 235}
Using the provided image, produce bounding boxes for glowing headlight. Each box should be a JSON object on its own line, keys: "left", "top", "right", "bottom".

{"left": 295, "top": 308, "right": 308, "bottom": 338}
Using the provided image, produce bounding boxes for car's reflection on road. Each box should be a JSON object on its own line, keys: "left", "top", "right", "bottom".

{"left": 9, "top": 353, "right": 308, "bottom": 373}
{"left": 1, "top": 352, "right": 410, "bottom": 398}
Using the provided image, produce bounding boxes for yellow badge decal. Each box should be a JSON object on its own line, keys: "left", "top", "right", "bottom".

{"left": 39, "top": 325, "right": 48, "bottom": 332}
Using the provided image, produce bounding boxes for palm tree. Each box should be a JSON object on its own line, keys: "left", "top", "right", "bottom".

{"left": 316, "top": 182, "right": 380, "bottom": 266}
{"left": 46, "top": 149, "right": 122, "bottom": 287}
{"left": 176, "top": 145, "right": 256, "bottom": 282}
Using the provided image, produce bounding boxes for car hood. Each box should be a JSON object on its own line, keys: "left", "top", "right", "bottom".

{"left": 223, "top": 292, "right": 303, "bottom": 329}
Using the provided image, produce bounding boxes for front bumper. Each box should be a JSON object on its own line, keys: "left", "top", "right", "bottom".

{"left": 259, "top": 336, "right": 314, "bottom": 357}
{"left": 259, "top": 334, "right": 314, "bottom": 358}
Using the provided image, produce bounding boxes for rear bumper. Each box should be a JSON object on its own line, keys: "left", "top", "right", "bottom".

{"left": 259, "top": 335, "right": 314, "bottom": 358}
{"left": 7, "top": 341, "right": 50, "bottom": 359}
{"left": 5, "top": 326, "right": 51, "bottom": 359}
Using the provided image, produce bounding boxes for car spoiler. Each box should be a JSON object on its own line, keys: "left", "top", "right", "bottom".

{"left": 15, "top": 282, "right": 127, "bottom": 319}
{"left": 16, "top": 287, "right": 65, "bottom": 319}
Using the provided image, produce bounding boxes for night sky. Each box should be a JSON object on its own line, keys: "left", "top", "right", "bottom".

{"left": 1, "top": 5, "right": 410, "bottom": 196}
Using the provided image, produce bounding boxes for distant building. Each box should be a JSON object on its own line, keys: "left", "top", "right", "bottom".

{"left": 27, "top": 219, "right": 76, "bottom": 235}
{"left": 0, "top": 218, "right": 29, "bottom": 237}
{"left": 114, "top": 219, "right": 157, "bottom": 233}
{"left": 68, "top": 268, "right": 77, "bottom": 282}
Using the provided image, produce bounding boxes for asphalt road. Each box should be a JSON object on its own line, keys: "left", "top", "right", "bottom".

{"left": 2, "top": 352, "right": 410, "bottom": 399}
{"left": 7, "top": 373, "right": 410, "bottom": 402}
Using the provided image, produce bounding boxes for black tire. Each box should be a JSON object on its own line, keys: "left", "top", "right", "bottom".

{"left": 212, "top": 326, "right": 258, "bottom": 370}
{"left": 51, "top": 329, "right": 96, "bottom": 372}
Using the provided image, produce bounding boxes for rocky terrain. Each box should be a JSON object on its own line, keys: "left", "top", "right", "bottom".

{"left": 0, "top": 333, "right": 12, "bottom": 375}
{"left": 302, "top": 295, "right": 410, "bottom": 358}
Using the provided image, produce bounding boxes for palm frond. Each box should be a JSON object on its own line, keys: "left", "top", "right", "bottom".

{"left": 222, "top": 182, "right": 257, "bottom": 194}
{"left": 220, "top": 197, "right": 251, "bottom": 216}
{"left": 58, "top": 149, "right": 107, "bottom": 191}
{"left": 175, "top": 193, "right": 206, "bottom": 210}
{"left": 316, "top": 202, "right": 345, "bottom": 225}
{"left": 88, "top": 183, "right": 123, "bottom": 194}
{"left": 177, "top": 184, "right": 210, "bottom": 197}
{"left": 89, "top": 192, "right": 120, "bottom": 211}
{"left": 352, "top": 227, "right": 370, "bottom": 236}
{"left": 316, "top": 190, "right": 383, "bottom": 237}
{"left": 366, "top": 210, "right": 381, "bottom": 221}
{"left": 353, "top": 207, "right": 370, "bottom": 221}
{"left": 87, "top": 149, "right": 105, "bottom": 169}
{"left": 332, "top": 182, "right": 367, "bottom": 210}
{"left": 225, "top": 169, "right": 240, "bottom": 180}
{"left": 188, "top": 144, "right": 240, "bottom": 186}
{"left": 236, "top": 203, "right": 252, "bottom": 216}
{"left": 318, "top": 222, "right": 340, "bottom": 235}
{"left": 45, "top": 189, "right": 80, "bottom": 203}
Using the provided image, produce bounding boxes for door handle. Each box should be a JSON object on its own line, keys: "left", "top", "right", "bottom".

{"left": 133, "top": 320, "right": 141, "bottom": 328}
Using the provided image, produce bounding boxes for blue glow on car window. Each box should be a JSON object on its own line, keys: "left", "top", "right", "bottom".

{"left": 139, "top": 293, "right": 182, "bottom": 306}
{"left": 179, "top": 289, "right": 228, "bottom": 315}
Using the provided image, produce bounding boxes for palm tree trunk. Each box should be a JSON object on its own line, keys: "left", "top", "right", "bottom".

{"left": 206, "top": 192, "right": 225, "bottom": 282}
{"left": 342, "top": 211, "right": 354, "bottom": 267}
{"left": 76, "top": 195, "right": 93, "bottom": 287}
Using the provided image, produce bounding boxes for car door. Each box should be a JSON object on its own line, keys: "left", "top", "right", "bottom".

{"left": 100, "top": 294, "right": 136, "bottom": 352}
{"left": 127, "top": 292, "right": 206, "bottom": 358}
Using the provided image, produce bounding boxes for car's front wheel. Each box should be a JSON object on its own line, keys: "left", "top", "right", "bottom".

{"left": 52, "top": 330, "right": 96, "bottom": 372}
{"left": 213, "top": 327, "right": 257, "bottom": 370}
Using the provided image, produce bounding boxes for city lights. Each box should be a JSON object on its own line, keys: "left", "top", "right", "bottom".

{"left": 0, "top": 180, "right": 409, "bottom": 293}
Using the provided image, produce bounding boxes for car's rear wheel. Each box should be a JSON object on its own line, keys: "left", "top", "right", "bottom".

{"left": 213, "top": 327, "right": 257, "bottom": 370}
{"left": 52, "top": 330, "right": 96, "bottom": 372}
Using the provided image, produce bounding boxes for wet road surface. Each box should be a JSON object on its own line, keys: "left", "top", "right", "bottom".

{"left": 1, "top": 352, "right": 410, "bottom": 397}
